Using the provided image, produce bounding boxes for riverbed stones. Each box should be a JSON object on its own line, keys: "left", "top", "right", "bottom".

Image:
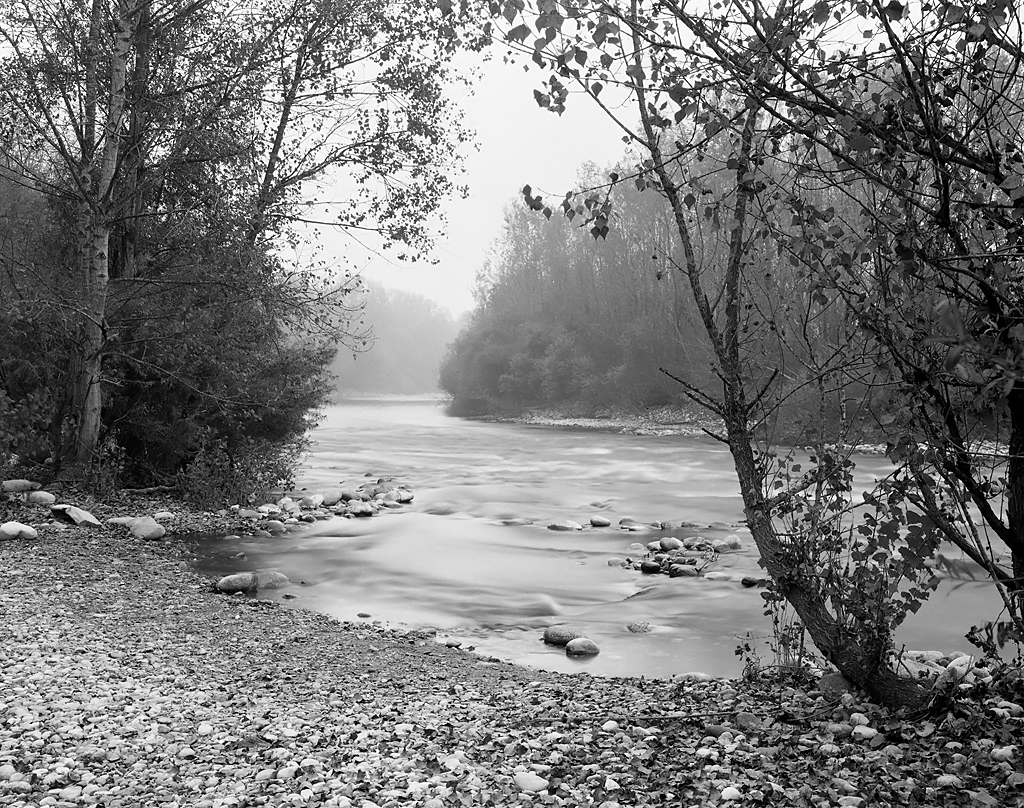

{"left": 590, "top": 515, "right": 612, "bottom": 527}
{"left": 130, "top": 516, "right": 166, "bottom": 541}
{"left": 565, "top": 637, "right": 600, "bottom": 657}
{"left": 50, "top": 504, "right": 102, "bottom": 528}
{"left": 640, "top": 560, "right": 662, "bottom": 574}
{"left": 262, "top": 519, "right": 287, "bottom": 534}
{"left": 548, "top": 519, "right": 583, "bottom": 531}
{"left": 25, "top": 490, "right": 56, "bottom": 506}
{"left": 670, "top": 563, "right": 700, "bottom": 577}
{"left": 2, "top": 478, "right": 40, "bottom": 493}
{"left": 216, "top": 572, "right": 258, "bottom": 594}
{"left": 255, "top": 570, "right": 289, "bottom": 589}
{"left": 0, "top": 521, "right": 37, "bottom": 540}
{"left": 543, "top": 625, "right": 586, "bottom": 646}
{"left": 659, "top": 536, "right": 684, "bottom": 551}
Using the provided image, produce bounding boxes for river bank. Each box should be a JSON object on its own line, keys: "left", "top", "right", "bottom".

{"left": 2, "top": 484, "right": 1023, "bottom": 806}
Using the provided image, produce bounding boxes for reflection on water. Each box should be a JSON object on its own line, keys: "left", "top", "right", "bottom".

{"left": 190, "top": 396, "right": 1004, "bottom": 679}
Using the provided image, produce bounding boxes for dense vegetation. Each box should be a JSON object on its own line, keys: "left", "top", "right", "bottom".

{"left": 0, "top": 0, "right": 483, "bottom": 502}
{"left": 331, "top": 285, "right": 460, "bottom": 395}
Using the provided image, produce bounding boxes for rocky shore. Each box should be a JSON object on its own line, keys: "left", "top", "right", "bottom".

{"left": 2, "top": 480, "right": 1023, "bottom": 806}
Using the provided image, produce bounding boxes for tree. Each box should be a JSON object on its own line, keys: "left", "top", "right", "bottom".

{"left": 471, "top": 0, "right": 1021, "bottom": 706}
{"left": 0, "top": 0, "right": 485, "bottom": 481}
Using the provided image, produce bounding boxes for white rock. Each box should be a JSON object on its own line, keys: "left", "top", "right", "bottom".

{"left": 547, "top": 520, "right": 583, "bottom": 531}
{"left": 0, "top": 521, "right": 37, "bottom": 541}
{"left": 153, "top": 511, "right": 175, "bottom": 521}
{"left": 216, "top": 573, "right": 258, "bottom": 594}
{"left": 991, "top": 745, "right": 1016, "bottom": 762}
{"left": 721, "top": 786, "right": 742, "bottom": 800}
{"left": 50, "top": 504, "right": 102, "bottom": 528}
{"left": 2, "top": 479, "right": 40, "bottom": 493}
{"left": 590, "top": 516, "right": 612, "bottom": 527}
{"left": 26, "top": 490, "right": 56, "bottom": 506}
{"left": 851, "top": 726, "right": 878, "bottom": 741}
{"left": 936, "top": 774, "right": 963, "bottom": 787}
{"left": 130, "top": 517, "right": 166, "bottom": 541}
{"left": 513, "top": 772, "right": 549, "bottom": 793}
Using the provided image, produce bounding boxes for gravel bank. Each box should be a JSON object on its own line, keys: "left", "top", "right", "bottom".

{"left": 3, "top": 500, "right": 1022, "bottom": 807}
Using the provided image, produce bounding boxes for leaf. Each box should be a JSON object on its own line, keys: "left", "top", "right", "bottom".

{"left": 591, "top": 81, "right": 603, "bottom": 98}
{"left": 507, "top": 23, "right": 531, "bottom": 42}
{"left": 884, "top": 0, "right": 905, "bottom": 20}
{"left": 848, "top": 134, "right": 875, "bottom": 151}
{"left": 812, "top": 1, "right": 830, "bottom": 24}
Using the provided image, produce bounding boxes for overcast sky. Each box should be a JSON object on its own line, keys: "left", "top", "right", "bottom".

{"left": 329, "top": 52, "right": 633, "bottom": 319}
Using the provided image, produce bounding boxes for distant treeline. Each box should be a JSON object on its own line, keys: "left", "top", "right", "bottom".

{"left": 331, "top": 285, "right": 460, "bottom": 395}
{"left": 439, "top": 163, "right": 884, "bottom": 444}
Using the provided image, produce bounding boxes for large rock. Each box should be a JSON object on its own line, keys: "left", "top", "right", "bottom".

{"left": 2, "top": 479, "right": 40, "bottom": 493}
{"left": 0, "top": 521, "right": 38, "bottom": 541}
{"left": 543, "top": 625, "right": 586, "bottom": 646}
{"left": 565, "top": 637, "right": 600, "bottom": 657}
{"left": 547, "top": 520, "right": 583, "bottom": 531}
{"left": 26, "top": 490, "right": 56, "bottom": 506}
{"left": 255, "top": 570, "right": 289, "bottom": 589}
{"left": 299, "top": 494, "right": 324, "bottom": 509}
{"left": 262, "top": 520, "right": 287, "bottom": 534}
{"left": 50, "top": 504, "right": 102, "bottom": 528}
{"left": 590, "top": 516, "right": 612, "bottom": 527}
{"left": 216, "top": 573, "right": 258, "bottom": 594}
{"left": 320, "top": 490, "right": 343, "bottom": 507}
{"left": 659, "top": 536, "right": 683, "bottom": 551}
{"left": 130, "top": 517, "right": 166, "bottom": 541}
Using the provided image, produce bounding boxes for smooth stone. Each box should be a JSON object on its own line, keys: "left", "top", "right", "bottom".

{"left": 50, "top": 504, "right": 102, "bottom": 528}
{"left": 339, "top": 489, "right": 363, "bottom": 502}
{"left": 606, "top": 557, "right": 625, "bottom": 566}
{"left": 2, "top": 479, "right": 40, "bottom": 493}
{"left": 130, "top": 517, "right": 166, "bottom": 541}
{"left": 670, "top": 564, "right": 699, "bottom": 577}
{"left": 216, "top": 572, "right": 258, "bottom": 594}
{"left": 659, "top": 536, "right": 683, "bottom": 551}
{"left": 703, "top": 571, "right": 733, "bottom": 581}
{"left": 741, "top": 576, "right": 769, "bottom": 587}
{"left": 590, "top": 516, "right": 612, "bottom": 527}
{"left": 321, "top": 490, "right": 343, "bottom": 507}
{"left": 618, "top": 516, "right": 640, "bottom": 525}
{"left": 543, "top": 625, "right": 586, "bottom": 646}
{"left": 395, "top": 488, "right": 414, "bottom": 503}
{"left": 646, "top": 540, "right": 662, "bottom": 552}
{"left": 513, "top": 772, "right": 549, "bottom": 793}
{"left": 565, "top": 637, "right": 600, "bottom": 657}
{"left": 548, "top": 519, "right": 583, "bottom": 531}
{"left": 0, "top": 521, "right": 38, "bottom": 540}
{"left": 501, "top": 517, "right": 534, "bottom": 526}
{"left": 26, "top": 490, "right": 56, "bottom": 506}
{"left": 262, "top": 520, "right": 287, "bottom": 534}
{"left": 346, "top": 501, "right": 375, "bottom": 517}
{"left": 255, "top": 570, "right": 289, "bottom": 589}
{"left": 238, "top": 509, "right": 261, "bottom": 520}
{"left": 640, "top": 560, "right": 663, "bottom": 574}
{"left": 299, "top": 494, "right": 324, "bottom": 509}
{"left": 153, "top": 511, "right": 175, "bottom": 521}
{"left": 724, "top": 534, "right": 743, "bottom": 549}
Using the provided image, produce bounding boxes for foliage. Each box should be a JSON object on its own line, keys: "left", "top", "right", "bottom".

{"left": 176, "top": 435, "right": 309, "bottom": 510}
{"left": 0, "top": 0, "right": 485, "bottom": 488}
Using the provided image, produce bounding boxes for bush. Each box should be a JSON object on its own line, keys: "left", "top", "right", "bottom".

{"left": 176, "top": 435, "right": 309, "bottom": 511}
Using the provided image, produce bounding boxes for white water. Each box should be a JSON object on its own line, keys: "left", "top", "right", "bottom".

{"left": 192, "top": 396, "right": 1003, "bottom": 679}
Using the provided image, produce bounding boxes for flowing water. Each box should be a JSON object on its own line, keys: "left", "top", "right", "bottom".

{"left": 191, "top": 396, "right": 1003, "bottom": 679}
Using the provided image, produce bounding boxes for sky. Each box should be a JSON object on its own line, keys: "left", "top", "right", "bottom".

{"left": 324, "top": 52, "right": 633, "bottom": 319}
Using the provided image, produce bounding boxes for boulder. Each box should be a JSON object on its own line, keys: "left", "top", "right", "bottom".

{"left": 339, "top": 489, "right": 363, "bottom": 502}
{"left": 640, "top": 560, "right": 663, "bottom": 574}
{"left": 659, "top": 536, "right": 684, "bottom": 551}
{"left": 2, "top": 479, "right": 40, "bottom": 493}
{"left": 0, "top": 521, "right": 38, "bottom": 541}
{"left": 299, "top": 494, "right": 324, "bottom": 509}
{"left": 262, "top": 520, "right": 287, "bottom": 534}
{"left": 543, "top": 624, "right": 586, "bottom": 646}
{"left": 255, "top": 570, "right": 289, "bottom": 589}
{"left": 394, "top": 488, "right": 414, "bottom": 503}
{"left": 547, "top": 519, "right": 583, "bottom": 531}
{"left": 26, "top": 490, "right": 56, "bottom": 506}
{"left": 565, "top": 637, "right": 600, "bottom": 657}
{"left": 346, "top": 501, "right": 376, "bottom": 517}
{"left": 130, "top": 517, "right": 166, "bottom": 541}
{"left": 590, "top": 515, "right": 612, "bottom": 527}
{"left": 216, "top": 572, "right": 258, "bottom": 594}
{"left": 320, "top": 490, "right": 343, "bottom": 507}
{"left": 670, "top": 563, "right": 699, "bottom": 577}
{"left": 50, "top": 504, "right": 102, "bottom": 528}
{"left": 723, "top": 534, "right": 743, "bottom": 549}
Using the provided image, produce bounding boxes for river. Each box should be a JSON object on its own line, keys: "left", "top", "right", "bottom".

{"left": 191, "top": 396, "right": 1003, "bottom": 679}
